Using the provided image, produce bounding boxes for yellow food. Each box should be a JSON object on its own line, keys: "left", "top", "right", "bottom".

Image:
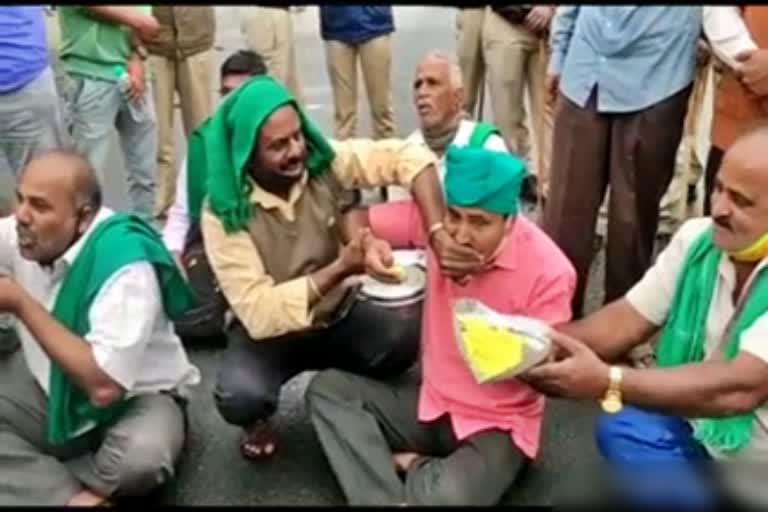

{"left": 373, "top": 264, "right": 405, "bottom": 284}
{"left": 458, "top": 314, "right": 524, "bottom": 381}
{"left": 390, "top": 264, "right": 406, "bottom": 281}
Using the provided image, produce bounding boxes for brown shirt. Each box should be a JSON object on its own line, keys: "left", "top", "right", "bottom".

{"left": 201, "top": 138, "right": 438, "bottom": 341}
{"left": 711, "top": 6, "right": 768, "bottom": 151}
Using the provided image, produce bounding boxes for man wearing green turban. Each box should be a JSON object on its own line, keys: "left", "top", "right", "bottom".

{"left": 191, "top": 75, "right": 454, "bottom": 460}
{"left": 305, "top": 146, "right": 578, "bottom": 505}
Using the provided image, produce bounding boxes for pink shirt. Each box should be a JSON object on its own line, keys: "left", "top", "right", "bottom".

{"left": 369, "top": 201, "right": 576, "bottom": 458}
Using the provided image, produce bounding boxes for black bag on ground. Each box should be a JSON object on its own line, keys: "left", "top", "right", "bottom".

{"left": 173, "top": 224, "right": 229, "bottom": 348}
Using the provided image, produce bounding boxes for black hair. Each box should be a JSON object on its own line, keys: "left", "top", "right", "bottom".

{"left": 220, "top": 50, "right": 268, "bottom": 79}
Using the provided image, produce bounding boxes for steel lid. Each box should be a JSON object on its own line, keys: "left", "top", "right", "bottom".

{"left": 358, "top": 250, "right": 427, "bottom": 302}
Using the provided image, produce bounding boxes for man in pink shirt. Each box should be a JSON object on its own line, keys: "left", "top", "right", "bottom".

{"left": 305, "top": 146, "right": 575, "bottom": 505}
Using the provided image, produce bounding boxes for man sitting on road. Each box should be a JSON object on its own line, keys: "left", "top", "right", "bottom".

{"left": 523, "top": 125, "right": 768, "bottom": 508}
{"left": 194, "top": 76, "right": 479, "bottom": 460}
{"left": 306, "top": 147, "right": 576, "bottom": 506}
{"left": 162, "top": 50, "right": 267, "bottom": 347}
{"left": 387, "top": 50, "right": 508, "bottom": 202}
{"left": 0, "top": 150, "right": 199, "bottom": 506}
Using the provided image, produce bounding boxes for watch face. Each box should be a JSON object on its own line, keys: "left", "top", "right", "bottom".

{"left": 601, "top": 394, "right": 623, "bottom": 414}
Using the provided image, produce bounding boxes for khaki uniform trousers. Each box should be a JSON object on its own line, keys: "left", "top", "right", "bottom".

{"left": 324, "top": 35, "right": 396, "bottom": 140}
{"left": 657, "top": 63, "right": 712, "bottom": 234}
{"left": 481, "top": 7, "right": 548, "bottom": 179}
{"left": 150, "top": 50, "right": 214, "bottom": 217}
{"left": 455, "top": 8, "right": 487, "bottom": 116}
{"left": 240, "top": 6, "right": 303, "bottom": 104}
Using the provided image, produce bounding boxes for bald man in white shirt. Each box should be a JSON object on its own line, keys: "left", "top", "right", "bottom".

{"left": 0, "top": 151, "right": 199, "bottom": 506}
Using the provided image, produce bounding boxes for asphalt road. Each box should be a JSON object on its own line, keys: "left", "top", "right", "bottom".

{"left": 53, "top": 6, "right": 603, "bottom": 505}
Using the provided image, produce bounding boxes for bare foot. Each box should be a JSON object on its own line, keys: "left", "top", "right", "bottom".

{"left": 392, "top": 451, "right": 420, "bottom": 473}
{"left": 67, "top": 489, "right": 109, "bottom": 507}
{"left": 240, "top": 419, "right": 278, "bottom": 460}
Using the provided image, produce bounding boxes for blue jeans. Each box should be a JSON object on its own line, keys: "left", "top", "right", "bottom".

{"left": 595, "top": 406, "right": 719, "bottom": 509}
{"left": 67, "top": 75, "right": 157, "bottom": 219}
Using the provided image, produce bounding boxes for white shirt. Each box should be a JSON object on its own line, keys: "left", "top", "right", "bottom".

{"left": 0, "top": 208, "right": 200, "bottom": 397}
{"left": 162, "top": 155, "right": 190, "bottom": 254}
{"left": 627, "top": 217, "right": 768, "bottom": 504}
{"left": 387, "top": 119, "right": 509, "bottom": 202}
{"left": 703, "top": 6, "right": 759, "bottom": 71}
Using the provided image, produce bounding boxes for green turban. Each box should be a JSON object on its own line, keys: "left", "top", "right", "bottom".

{"left": 444, "top": 145, "right": 528, "bottom": 217}
{"left": 186, "top": 75, "right": 336, "bottom": 233}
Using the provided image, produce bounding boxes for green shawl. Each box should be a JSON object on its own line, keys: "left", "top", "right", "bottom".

{"left": 656, "top": 227, "right": 768, "bottom": 453}
{"left": 47, "top": 213, "right": 195, "bottom": 445}
{"left": 186, "top": 75, "right": 336, "bottom": 233}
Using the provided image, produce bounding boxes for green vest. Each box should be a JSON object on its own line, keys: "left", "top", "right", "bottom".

{"left": 467, "top": 121, "right": 502, "bottom": 149}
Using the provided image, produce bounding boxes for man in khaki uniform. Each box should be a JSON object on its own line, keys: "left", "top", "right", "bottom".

{"left": 319, "top": 6, "right": 396, "bottom": 140}
{"left": 146, "top": 6, "right": 215, "bottom": 219}
{"left": 455, "top": 6, "right": 487, "bottom": 117}
{"left": 239, "top": 5, "right": 303, "bottom": 103}
{"left": 482, "top": 5, "right": 555, "bottom": 198}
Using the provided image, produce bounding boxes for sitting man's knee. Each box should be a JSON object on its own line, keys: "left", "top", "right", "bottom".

{"left": 213, "top": 377, "right": 277, "bottom": 426}
{"left": 406, "top": 463, "right": 476, "bottom": 506}
{"left": 595, "top": 406, "right": 655, "bottom": 461}
{"left": 113, "top": 432, "right": 178, "bottom": 496}
{"left": 305, "top": 369, "right": 356, "bottom": 409}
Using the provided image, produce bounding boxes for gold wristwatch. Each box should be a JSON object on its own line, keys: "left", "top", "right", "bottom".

{"left": 600, "top": 365, "right": 624, "bottom": 414}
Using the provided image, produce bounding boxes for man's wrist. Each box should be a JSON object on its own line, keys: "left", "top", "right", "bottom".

{"left": 128, "top": 52, "right": 143, "bottom": 67}
{"left": 428, "top": 222, "right": 446, "bottom": 244}
{"left": 360, "top": 230, "right": 377, "bottom": 253}
{"left": 330, "top": 257, "right": 353, "bottom": 282}
{"left": 599, "top": 365, "right": 624, "bottom": 413}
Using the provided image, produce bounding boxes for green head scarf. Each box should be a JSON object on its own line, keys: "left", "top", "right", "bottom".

{"left": 186, "top": 75, "right": 336, "bottom": 233}
{"left": 444, "top": 145, "right": 528, "bottom": 217}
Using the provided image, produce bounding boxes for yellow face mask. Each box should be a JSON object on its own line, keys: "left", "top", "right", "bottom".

{"left": 728, "top": 231, "right": 768, "bottom": 263}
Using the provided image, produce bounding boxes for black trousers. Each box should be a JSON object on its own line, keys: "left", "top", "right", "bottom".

{"left": 213, "top": 295, "right": 421, "bottom": 427}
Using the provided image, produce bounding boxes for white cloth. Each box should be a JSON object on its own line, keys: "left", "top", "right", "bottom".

{"left": 703, "top": 6, "right": 758, "bottom": 71}
{"left": 0, "top": 207, "right": 200, "bottom": 397}
{"left": 626, "top": 217, "right": 768, "bottom": 503}
{"left": 387, "top": 119, "right": 509, "bottom": 202}
{"left": 162, "top": 155, "right": 190, "bottom": 254}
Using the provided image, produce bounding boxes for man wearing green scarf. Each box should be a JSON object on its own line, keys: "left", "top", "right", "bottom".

{"left": 523, "top": 125, "right": 768, "bottom": 507}
{"left": 305, "top": 146, "right": 576, "bottom": 505}
{"left": 0, "top": 150, "right": 199, "bottom": 506}
{"left": 386, "top": 51, "right": 508, "bottom": 202}
{"left": 194, "top": 75, "right": 471, "bottom": 460}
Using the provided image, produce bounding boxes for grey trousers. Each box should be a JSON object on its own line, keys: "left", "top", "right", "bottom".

{"left": 0, "top": 66, "right": 68, "bottom": 212}
{"left": 66, "top": 74, "right": 157, "bottom": 219}
{"left": 305, "top": 368, "right": 525, "bottom": 506}
{"left": 0, "top": 351, "right": 186, "bottom": 505}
